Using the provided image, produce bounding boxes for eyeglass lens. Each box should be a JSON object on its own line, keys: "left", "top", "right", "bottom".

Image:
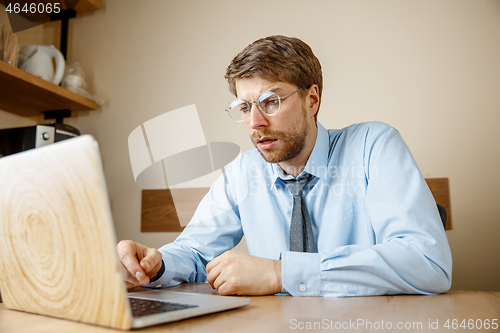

{"left": 227, "top": 92, "right": 281, "bottom": 121}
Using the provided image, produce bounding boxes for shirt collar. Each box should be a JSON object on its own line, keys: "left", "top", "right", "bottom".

{"left": 269, "top": 122, "right": 329, "bottom": 190}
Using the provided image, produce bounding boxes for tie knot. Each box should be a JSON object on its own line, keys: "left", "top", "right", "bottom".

{"left": 285, "top": 174, "right": 313, "bottom": 196}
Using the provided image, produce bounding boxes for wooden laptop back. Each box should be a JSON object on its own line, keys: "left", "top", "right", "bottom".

{"left": 0, "top": 135, "right": 132, "bottom": 330}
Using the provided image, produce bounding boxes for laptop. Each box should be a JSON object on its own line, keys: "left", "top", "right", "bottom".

{"left": 0, "top": 135, "right": 250, "bottom": 330}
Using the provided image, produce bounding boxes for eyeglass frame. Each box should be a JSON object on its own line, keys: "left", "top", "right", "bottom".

{"left": 225, "top": 87, "right": 303, "bottom": 122}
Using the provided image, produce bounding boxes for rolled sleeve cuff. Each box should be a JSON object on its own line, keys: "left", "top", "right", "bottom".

{"left": 281, "top": 251, "right": 321, "bottom": 296}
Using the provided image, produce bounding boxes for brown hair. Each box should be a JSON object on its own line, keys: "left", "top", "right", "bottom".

{"left": 225, "top": 35, "right": 323, "bottom": 120}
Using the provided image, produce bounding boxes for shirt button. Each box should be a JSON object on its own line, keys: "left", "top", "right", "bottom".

{"left": 299, "top": 284, "right": 306, "bottom": 292}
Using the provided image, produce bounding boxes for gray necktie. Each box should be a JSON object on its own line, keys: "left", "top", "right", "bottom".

{"left": 285, "top": 174, "right": 317, "bottom": 253}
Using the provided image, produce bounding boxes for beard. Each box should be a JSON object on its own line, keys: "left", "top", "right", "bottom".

{"left": 250, "top": 108, "right": 309, "bottom": 163}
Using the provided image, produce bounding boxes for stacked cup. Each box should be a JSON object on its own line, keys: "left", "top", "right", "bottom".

{"left": 1, "top": 23, "right": 19, "bottom": 66}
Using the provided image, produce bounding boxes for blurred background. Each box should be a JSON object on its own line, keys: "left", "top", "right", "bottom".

{"left": 0, "top": 0, "right": 499, "bottom": 291}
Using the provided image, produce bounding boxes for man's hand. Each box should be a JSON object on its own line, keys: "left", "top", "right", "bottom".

{"left": 117, "top": 240, "right": 162, "bottom": 289}
{"left": 206, "top": 250, "right": 282, "bottom": 296}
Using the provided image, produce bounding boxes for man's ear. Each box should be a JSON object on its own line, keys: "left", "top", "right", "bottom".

{"left": 305, "top": 84, "right": 320, "bottom": 117}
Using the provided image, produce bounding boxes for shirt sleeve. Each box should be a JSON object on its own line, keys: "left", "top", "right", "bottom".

{"left": 281, "top": 126, "right": 452, "bottom": 297}
{"left": 146, "top": 166, "right": 243, "bottom": 288}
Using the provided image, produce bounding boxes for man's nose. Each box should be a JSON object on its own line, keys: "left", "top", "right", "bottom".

{"left": 248, "top": 103, "right": 269, "bottom": 129}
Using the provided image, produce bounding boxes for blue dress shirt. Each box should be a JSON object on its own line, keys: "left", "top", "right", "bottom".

{"left": 148, "top": 122, "right": 452, "bottom": 297}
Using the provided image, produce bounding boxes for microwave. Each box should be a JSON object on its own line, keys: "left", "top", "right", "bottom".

{"left": 0, "top": 124, "right": 80, "bottom": 158}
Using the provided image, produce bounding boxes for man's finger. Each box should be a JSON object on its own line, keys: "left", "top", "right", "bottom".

{"left": 120, "top": 262, "right": 139, "bottom": 284}
{"left": 206, "top": 261, "right": 223, "bottom": 289}
{"left": 117, "top": 240, "right": 148, "bottom": 284}
{"left": 206, "top": 256, "right": 221, "bottom": 274}
{"left": 212, "top": 274, "right": 223, "bottom": 290}
{"left": 120, "top": 262, "right": 144, "bottom": 290}
{"left": 217, "top": 280, "right": 234, "bottom": 296}
{"left": 122, "top": 253, "right": 147, "bottom": 282}
{"left": 140, "top": 247, "right": 162, "bottom": 277}
{"left": 213, "top": 272, "right": 228, "bottom": 292}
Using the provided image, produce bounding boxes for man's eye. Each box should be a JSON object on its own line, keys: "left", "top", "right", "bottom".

{"left": 264, "top": 99, "right": 279, "bottom": 108}
{"left": 241, "top": 106, "right": 250, "bottom": 113}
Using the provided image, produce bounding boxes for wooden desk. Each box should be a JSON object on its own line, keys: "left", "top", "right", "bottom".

{"left": 1, "top": 283, "right": 499, "bottom": 332}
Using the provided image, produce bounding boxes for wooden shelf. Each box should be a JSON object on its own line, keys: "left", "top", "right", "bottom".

{"left": 0, "top": 60, "right": 97, "bottom": 117}
{"left": 72, "top": 0, "right": 101, "bottom": 13}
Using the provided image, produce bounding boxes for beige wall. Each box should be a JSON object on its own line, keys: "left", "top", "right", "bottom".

{"left": 1, "top": 0, "right": 499, "bottom": 291}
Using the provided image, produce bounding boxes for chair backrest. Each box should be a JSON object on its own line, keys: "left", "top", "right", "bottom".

{"left": 425, "top": 178, "right": 451, "bottom": 230}
{"left": 437, "top": 203, "right": 447, "bottom": 229}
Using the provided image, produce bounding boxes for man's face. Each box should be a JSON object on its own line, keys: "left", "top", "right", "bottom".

{"left": 235, "top": 77, "right": 314, "bottom": 164}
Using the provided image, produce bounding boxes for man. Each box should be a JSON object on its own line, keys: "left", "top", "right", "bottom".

{"left": 118, "top": 35, "right": 452, "bottom": 297}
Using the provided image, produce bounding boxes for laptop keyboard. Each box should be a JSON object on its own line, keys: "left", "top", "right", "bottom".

{"left": 129, "top": 297, "right": 198, "bottom": 317}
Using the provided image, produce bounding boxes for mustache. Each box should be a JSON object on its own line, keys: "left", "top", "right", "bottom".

{"left": 250, "top": 129, "right": 287, "bottom": 143}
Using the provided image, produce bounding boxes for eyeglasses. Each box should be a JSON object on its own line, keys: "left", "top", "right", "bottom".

{"left": 225, "top": 87, "right": 302, "bottom": 122}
